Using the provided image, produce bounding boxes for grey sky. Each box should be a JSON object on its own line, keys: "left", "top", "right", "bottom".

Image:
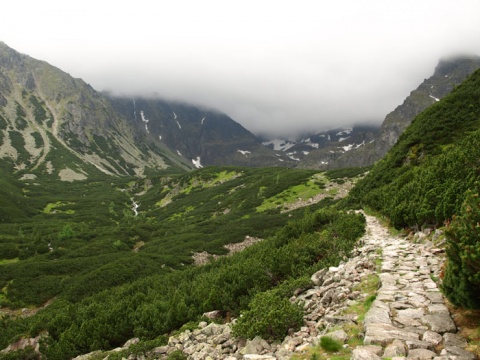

{"left": 3, "top": 0, "right": 480, "bottom": 137}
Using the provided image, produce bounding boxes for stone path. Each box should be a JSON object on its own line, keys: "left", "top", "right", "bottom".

{"left": 354, "top": 214, "right": 476, "bottom": 360}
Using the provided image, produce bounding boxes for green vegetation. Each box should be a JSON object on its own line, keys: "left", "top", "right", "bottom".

{"left": 319, "top": 336, "right": 343, "bottom": 352}
{"left": 348, "top": 68, "right": 480, "bottom": 308}
{"left": 0, "top": 162, "right": 366, "bottom": 359}
{"left": 349, "top": 69, "right": 480, "bottom": 229}
{"left": 232, "top": 291, "right": 304, "bottom": 340}
{"left": 443, "top": 183, "right": 480, "bottom": 308}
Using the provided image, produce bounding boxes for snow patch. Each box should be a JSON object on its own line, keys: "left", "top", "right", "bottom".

{"left": 176, "top": 150, "right": 182, "bottom": 156}
{"left": 429, "top": 95, "right": 440, "bottom": 102}
{"left": 176, "top": 121, "right": 182, "bottom": 129}
{"left": 336, "top": 128, "right": 352, "bottom": 136}
{"left": 338, "top": 136, "right": 350, "bottom": 142}
{"left": 140, "top": 111, "right": 150, "bottom": 133}
{"left": 201, "top": 116, "right": 206, "bottom": 124}
{"left": 237, "top": 150, "right": 251, "bottom": 156}
{"left": 286, "top": 152, "right": 300, "bottom": 161}
{"left": 173, "top": 111, "right": 177, "bottom": 119}
{"left": 301, "top": 138, "right": 319, "bottom": 149}
{"left": 302, "top": 151, "right": 310, "bottom": 155}
{"left": 262, "top": 139, "right": 296, "bottom": 151}
{"left": 159, "top": 135, "right": 162, "bottom": 140}
{"left": 192, "top": 156, "right": 203, "bottom": 169}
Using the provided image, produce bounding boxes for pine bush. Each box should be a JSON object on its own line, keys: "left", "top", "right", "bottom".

{"left": 442, "top": 183, "right": 480, "bottom": 308}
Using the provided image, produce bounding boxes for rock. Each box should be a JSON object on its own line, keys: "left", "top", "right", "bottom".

{"left": 422, "top": 331, "right": 443, "bottom": 346}
{"left": 421, "top": 314, "right": 456, "bottom": 334}
{"left": 443, "top": 332, "right": 468, "bottom": 348}
{"left": 122, "top": 337, "right": 140, "bottom": 348}
{"left": 364, "top": 323, "right": 419, "bottom": 346}
{"left": 351, "top": 347, "right": 382, "bottom": 359}
{"left": 356, "top": 345, "right": 383, "bottom": 355}
{"left": 407, "top": 348, "right": 437, "bottom": 359}
{"left": 363, "top": 300, "right": 392, "bottom": 325}
{"left": 319, "top": 329, "right": 346, "bottom": 344}
{"left": 243, "top": 355, "right": 276, "bottom": 360}
{"left": 310, "top": 268, "right": 328, "bottom": 286}
{"left": 443, "top": 346, "right": 476, "bottom": 360}
{"left": 383, "top": 339, "right": 407, "bottom": 357}
{"left": 242, "top": 336, "right": 270, "bottom": 355}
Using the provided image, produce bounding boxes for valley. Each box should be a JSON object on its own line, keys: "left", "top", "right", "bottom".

{"left": 0, "top": 41, "right": 480, "bottom": 360}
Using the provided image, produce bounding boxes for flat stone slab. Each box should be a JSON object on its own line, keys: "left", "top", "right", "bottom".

{"left": 351, "top": 348, "right": 382, "bottom": 360}
{"left": 406, "top": 348, "right": 437, "bottom": 359}
{"left": 364, "top": 323, "right": 419, "bottom": 346}
{"left": 421, "top": 314, "right": 456, "bottom": 334}
{"left": 364, "top": 300, "right": 392, "bottom": 325}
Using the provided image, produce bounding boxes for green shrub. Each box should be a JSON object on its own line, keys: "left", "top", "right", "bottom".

{"left": 166, "top": 350, "right": 187, "bottom": 360}
{"left": 319, "top": 336, "right": 342, "bottom": 352}
{"left": 232, "top": 290, "right": 304, "bottom": 340}
{"left": 442, "top": 183, "right": 480, "bottom": 309}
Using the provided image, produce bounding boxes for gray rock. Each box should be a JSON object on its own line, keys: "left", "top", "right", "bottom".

{"left": 364, "top": 323, "right": 419, "bottom": 346}
{"left": 443, "top": 346, "right": 476, "bottom": 360}
{"left": 443, "top": 333, "right": 468, "bottom": 348}
{"left": 242, "top": 336, "right": 270, "bottom": 355}
{"left": 407, "top": 348, "right": 437, "bottom": 359}
{"left": 422, "top": 331, "right": 443, "bottom": 346}
{"left": 363, "top": 300, "right": 392, "bottom": 325}
{"left": 243, "top": 355, "right": 276, "bottom": 360}
{"left": 355, "top": 345, "right": 383, "bottom": 355}
{"left": 311, "top": 268, "right": 328, "bottom": 286}
{"left": 383, "top": 339, "right": 407, "bottom": 357}
{"left": 351, "top": 348, "right": 382, "bottom": 360}
{"left": 421, "top": 314, "right": 456, "bottom": 334}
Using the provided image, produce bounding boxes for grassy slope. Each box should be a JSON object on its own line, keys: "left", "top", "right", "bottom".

{"left": 348, "top": 68, "right": 480, "bottom": 228}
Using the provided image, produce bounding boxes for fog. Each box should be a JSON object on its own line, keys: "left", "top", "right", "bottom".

{"left": 3, "top": 0, "right": 480, "bottom": 137}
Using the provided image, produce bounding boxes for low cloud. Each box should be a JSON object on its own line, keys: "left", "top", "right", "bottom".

{"left": 4, "top": 0, "right": 480, "bottom": 138}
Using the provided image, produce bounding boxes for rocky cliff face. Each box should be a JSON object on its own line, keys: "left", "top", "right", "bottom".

{"left": 109, "top": 97, "right": 292, "bottom": 168}
{"left": 298, "top": 56, "right": 480, "bottom": 169}
{"left": 0, "top": 42, "right": 191, "bottom": 179}
{"left": 0, "top": 43, "right": 289, "bottom": 180}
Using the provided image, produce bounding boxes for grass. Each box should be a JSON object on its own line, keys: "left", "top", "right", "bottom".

{"left": 256, "top": 173, "right": 327, "bottom": 212}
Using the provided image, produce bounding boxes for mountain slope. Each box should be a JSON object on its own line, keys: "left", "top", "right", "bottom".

{"left": 109, "top": 96, "right": 293, "bottom": 168}
{"left": 299, "top": 55, "right": 480, "bottom": 169}
{"left": 348, "top": 67, "right": 480, "bottom": 228}
{"left": 0, "top": 42, "right": 193, "bottom": 179}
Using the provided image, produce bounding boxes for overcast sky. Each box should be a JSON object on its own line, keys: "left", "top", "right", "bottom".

{"left": 3, "top": 0, "right": 480, "bottom": 137}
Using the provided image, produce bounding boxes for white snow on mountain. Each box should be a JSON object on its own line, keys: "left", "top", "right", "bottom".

{"left": 176, "top": 121, "right": 182, "bottom": 129}
{"left": 140, "top": 110, "right": 150, "bottom": 133}
{"left": 286, "top": 152, "right": 300, "bottom": 161}
{"left": 192, "top": 156, "right": 203, "bottom": 169}
{"left": 173, "top": 111, "right": 177, "bottom": 119}
{"left": 429, "top": 95, "right": 440, "bottom": 102}
{"left": 201, "top": 116, "right": 206, "bottom": 124}
{"left": 176, "top": 150, "right": 182, "bottom": 156}
{"left": 237, "top": 150, "right": 251, "bottom": 156}
{"left": 262, "top": 139, "right": 296, "bottom": 151}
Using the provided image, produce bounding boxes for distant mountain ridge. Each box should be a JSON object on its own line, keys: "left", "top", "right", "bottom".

{"left": 296, "top": 55, "right": 480, "bottom": 169}
{"left": 109, "top": 96, "right": 292, "bottom": 168}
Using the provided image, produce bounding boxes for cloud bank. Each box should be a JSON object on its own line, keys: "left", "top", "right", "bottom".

{"left": 3, "top": 0, "right": 480, "bottom": 137}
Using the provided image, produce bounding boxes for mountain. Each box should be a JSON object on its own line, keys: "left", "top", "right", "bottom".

{"left": 109, "top": 96, "right": 292, "bottom": 168}
{"left": 0, "top": 42, "right": 194, "bottom": 179}
{"left": 297, "top": 55, "right": 480, "bottom": 169}
{"left": 262, "top": 125, "right": 379, "bottom": 165}
{"left": 0, "top": 42, "right": 288, "bottom": 180}
{"left": 348, "top": 66, "right": 480, "bottom": 308}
